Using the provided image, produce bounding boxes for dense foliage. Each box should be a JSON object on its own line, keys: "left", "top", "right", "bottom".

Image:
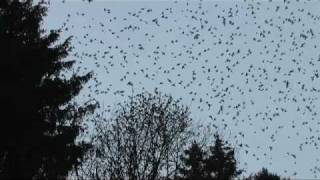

{"left": 0, "top": 0, "right": 96, "bottom": 178}
{"left": 179, "top": 134, "right": 242, "bottom": 180}
{"left": 246, "top": 168, "right": 287, "bottom": 180}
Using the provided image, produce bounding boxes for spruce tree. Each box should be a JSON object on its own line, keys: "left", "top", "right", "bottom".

{"left": 204, "top": 134, "right": 242, "bottom": 180}
{"left": 179, "top": 134, "right": 242, "bottom": 180}
{"left": 245, "top": 168, "right": 287, "bottom": 180}
{"left": 0, "top": 0, "right": 96, "bottom": 178}
{"left": 179, "top": 142, "right": 206, "bottom": 180}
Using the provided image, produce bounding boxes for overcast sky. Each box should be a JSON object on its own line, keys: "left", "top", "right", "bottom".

{"left": 44, "top": 0, "right": 320, "bottom": 178}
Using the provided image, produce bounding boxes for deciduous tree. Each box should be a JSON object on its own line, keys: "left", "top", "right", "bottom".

{"left": 75, "top": 91, "right": 191, "bottom": 180}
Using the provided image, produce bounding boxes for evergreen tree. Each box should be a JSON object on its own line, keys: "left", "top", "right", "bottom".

{"left": 246, "top": 168, "right": 288, "bottom": 180}
{"left": 0, "top": 0, "right": 96, "bottom": 178}
{"left": 204, "top": 134, "right": 242, "bottom": 180}
{"left": 178, "top": 134, "right": 241, "bottom": 180}
{"left": 179, "top": 142, "right": 206, "bottom": 180}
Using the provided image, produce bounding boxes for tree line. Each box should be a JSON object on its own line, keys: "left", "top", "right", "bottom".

{"left": 0, "top": 0, "right": 290, "bottom": 179}
{"left": 71, "top": 91, "right": 288, "bottom": 180}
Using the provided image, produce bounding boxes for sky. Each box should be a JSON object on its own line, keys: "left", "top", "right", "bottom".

{"left": 43, "top": 0, "right": 320, "bottom": 178}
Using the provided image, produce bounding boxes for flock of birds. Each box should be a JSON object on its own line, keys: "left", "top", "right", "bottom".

{"left": 46, "top": 0, "right": 320, "bottom": 178}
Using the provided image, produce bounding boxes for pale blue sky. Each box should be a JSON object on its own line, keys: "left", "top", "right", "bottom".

{"left": 44, "top": 0, "right": 320, "bottom": 178}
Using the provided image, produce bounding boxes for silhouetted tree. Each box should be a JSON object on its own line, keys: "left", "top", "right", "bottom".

{"left": 204, "top": 134, "right": 242, "bottom": 180}
{"left": 0, "top": 0, "right": 96, "bottom": 178}
{"left": 74, "top": 91, "right": 191, "bottom": 180}
{"left": 246, "top": 168, "right": 289, "bottom": 180}
{"left": 179, "top": 142, "right": 206, "bottom": 180}
{"left": 179, "top": 134, "right": 242, "bottom": 180}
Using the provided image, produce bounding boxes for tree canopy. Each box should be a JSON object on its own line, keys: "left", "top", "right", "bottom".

{"left": 0, "top": 0, "right": 96, "bottom": 178}
{"left": 74, "top": 91, "right": 191, "bottom": 180}
{"left": 179, "top": 134, "right": 242, "bottom": 180}
{"left": 245, "top": 168, "right": 289, "bottom": 180}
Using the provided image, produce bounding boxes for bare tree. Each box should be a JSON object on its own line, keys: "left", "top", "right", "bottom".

{"left": 74, "top": 90, "right": 192, "bottom": 180}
